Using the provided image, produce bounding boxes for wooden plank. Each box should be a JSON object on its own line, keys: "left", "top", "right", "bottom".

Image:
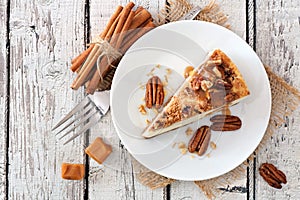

{"left": 169, "top": 0, "right": 248, "bottom": 199}
{"left": 88, "top": 0, "right": 166, "bottom": 199}
{"left": 217, "top": 0, "right": 247, "bottom": 39}
{"left": 255, "top": 0, "right": 300, "bottom": 199}
{"left": 245, "top": 1, "right": 256, "bottom": 199}
{"left": 0, "top": 0, "right": 8, "bottom": 199}
{"left": 8, "top": 1, "right": 87, "bottom": 199}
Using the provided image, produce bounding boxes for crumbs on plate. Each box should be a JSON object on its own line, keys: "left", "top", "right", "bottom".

{"left": 210, "top": 141, "right": 217, "bottom": 150}
{"left": 138, "top": 104, "right": 147, "bottom": 115}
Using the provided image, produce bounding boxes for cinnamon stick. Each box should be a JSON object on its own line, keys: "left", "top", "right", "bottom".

{"left": 71, "top": 5, "right": 124, "bottom": 89}
{"left": 121, "top": 17, "right": 152, "bottom": 48}
{"left": 129, "top": 8, "right": 152, "bottom": 29}
{"left": 71, "top": 55, "right": 79, "bottom": 64}
{"left": 105, "top": 14, "right": 121, "bottom": 41}
{"left": 72, "top": 3, "right": 155, "bottom": 93}
{"left": 115, "top": 10, "right": 135, "bottom": 50}
{"left": 70, "top": 44, "right": 95, "bottom": 72}
{"left": 71, "top": 45, "right": 101, "bottom": 90}
{"left": 70, "top": 6, "right": 123, "bottom": 73}
{"left": 86, "top": 22, "right": 155, "bottom": 94}
{"left": 121, "top": 21, "right": 156, "bottom": 54}
{"left": 100, "top": 5, "right": 123, "bottom": 39}
{"left": 135, "top": 6, "right": 144, "bottom": 14}
{"left": 121, "top": 9, "right": 152, "bottom": 48}
{"left": 85, "top": 2, "right": 135, "bottom": 94}
{"left": 110, "top": 2, "right": 135, "bottom": 46}
{"left": 86, "top": 10, "right": 154, "bottom": 94}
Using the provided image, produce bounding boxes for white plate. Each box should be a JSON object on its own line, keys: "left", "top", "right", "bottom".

{"left": 111, "top": 21, "right": 271, "bottom": 181}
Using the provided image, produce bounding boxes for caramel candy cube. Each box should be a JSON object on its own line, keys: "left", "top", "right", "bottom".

{"left": 61, "top": 163, "right": 85, "bottom": 180}
{"left": 85, "top": 137, "right": 112, "bottom": 164}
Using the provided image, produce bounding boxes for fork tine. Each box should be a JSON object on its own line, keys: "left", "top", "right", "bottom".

{"left": 55, "top": 103, "right": 94, "bottom": 135}
{"left": 58, "top": 108, "right": 98, "bottom": 139}
{"left": 52, "top": 97, "right": 90, "bottom": 131}
{"left": 63, "top": 114, "right": 101, "bottom": 145}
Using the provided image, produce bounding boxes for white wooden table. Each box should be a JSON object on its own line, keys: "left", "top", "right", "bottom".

{"left": 0, "top": 0, "right": 299, "bottom": 199}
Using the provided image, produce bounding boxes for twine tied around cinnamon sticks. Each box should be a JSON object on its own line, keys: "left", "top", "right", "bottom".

{"left": 91, "top": 36, "right": 122, "bottom": 84}
{"left": 70, "top": 2, "right": 156, "bottom": 94}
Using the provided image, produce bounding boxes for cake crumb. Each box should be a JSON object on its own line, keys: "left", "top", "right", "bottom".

{"left": 147, "top": 67, "right": 155, "bottom": 76}
{"left": 190, "top": 155, "right": 195, "bottom": 159}
{"left": 139, "top": 83, "right": 145, "bottom": 90}
{"left": 166, "top": 68, "right": 172, "bottom": 75}
{"left": 180, "top": 148, "right": 188, "bottom": 155}
{"left": 164, "top": 75, "right": 168, "bottom": 83}
{"left": 164, "top": 89, "right": 167, "bottom": 97}
{"left": 210, "top": 142, "right": 217, "bottom": 150}
{"left": 145, "top": 119, "right": 151, "bottom": 125}
{"left": 185, "top": 127, "right": 193, "bottom": 136}
{"left": 178, "top": 142, "right": 186, "bottom": 149}
{"left": 184, "top": 66, "right": 195, "bottom": 78}
{"left": 177, "top": 142, "right": 187, "bottom": 155}
{"left": 138, "top": 105, "right": 147, "bottom": 115}
{"left": 206, "top": 153, "right": 211, "bottom": 158}
{"left": 156, "top": 64, "right": 161, "bottom": 68}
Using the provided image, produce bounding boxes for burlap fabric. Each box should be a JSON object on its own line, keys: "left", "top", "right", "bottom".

{"left": 137, "top": 0, "right": 300, "bottom": 199}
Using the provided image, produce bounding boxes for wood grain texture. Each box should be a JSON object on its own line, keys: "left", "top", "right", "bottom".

{"left": 216, "top": 0, "right": 246, "bottom": 39}
{"left": 0, "top": 0, "right": 8, "bottom": 199}
{"left": 88, "top": 0, "right": 166, "bottom": 199}
{"left": 88, "top": 113, "right": 166, "bottom": 200}
{"left": 169, "top": 0, "right": 248, "bottom": 199}
{"left": 8, "top": 0, "right": 87, "bottom": 199}
{"left": 2, "top": 0, "right": 299, "bottom": 199}
{"left": 245, "top": 1, "right": 256, "bottom": 199}
{"left": 255, "top": 0, "right": 300, "bottom": 199}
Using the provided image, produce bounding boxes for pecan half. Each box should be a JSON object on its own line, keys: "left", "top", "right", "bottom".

{"left": 145, "top": 76, "right": 164, "bottom": 109}
{"left": 190, "top": 74, "right": 203, "bottom": 91}
{"left": 188, "top": 126, "right": 211, "bottom": 156}
{"left": 259, "top": 163, "right": 287, "bottom": 189}
{"left": 210, "top": 115, "right": 242, "bottom": 131}
{"left": 210, "top": 122, "right": 241, "bottom": 131}
{"left": 210, "top": 115, "right": 241, "bottom": 123}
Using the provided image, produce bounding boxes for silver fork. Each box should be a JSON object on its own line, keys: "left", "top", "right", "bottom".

{"left": 52, "top": 90, "right": 110, "bottom": 145}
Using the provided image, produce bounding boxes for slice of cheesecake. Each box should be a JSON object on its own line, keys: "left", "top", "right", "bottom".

{"left": 142, "top": 49, "right": 250, "bottom": 138}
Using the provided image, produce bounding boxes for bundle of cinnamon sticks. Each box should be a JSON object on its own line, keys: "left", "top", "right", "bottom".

{"left": 70, "top": 2, "right": 156, "bottom": 94}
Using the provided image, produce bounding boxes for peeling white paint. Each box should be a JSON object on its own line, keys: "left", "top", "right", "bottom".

{"left": 1, "top": 0, "right": 299, "bottom": 199}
